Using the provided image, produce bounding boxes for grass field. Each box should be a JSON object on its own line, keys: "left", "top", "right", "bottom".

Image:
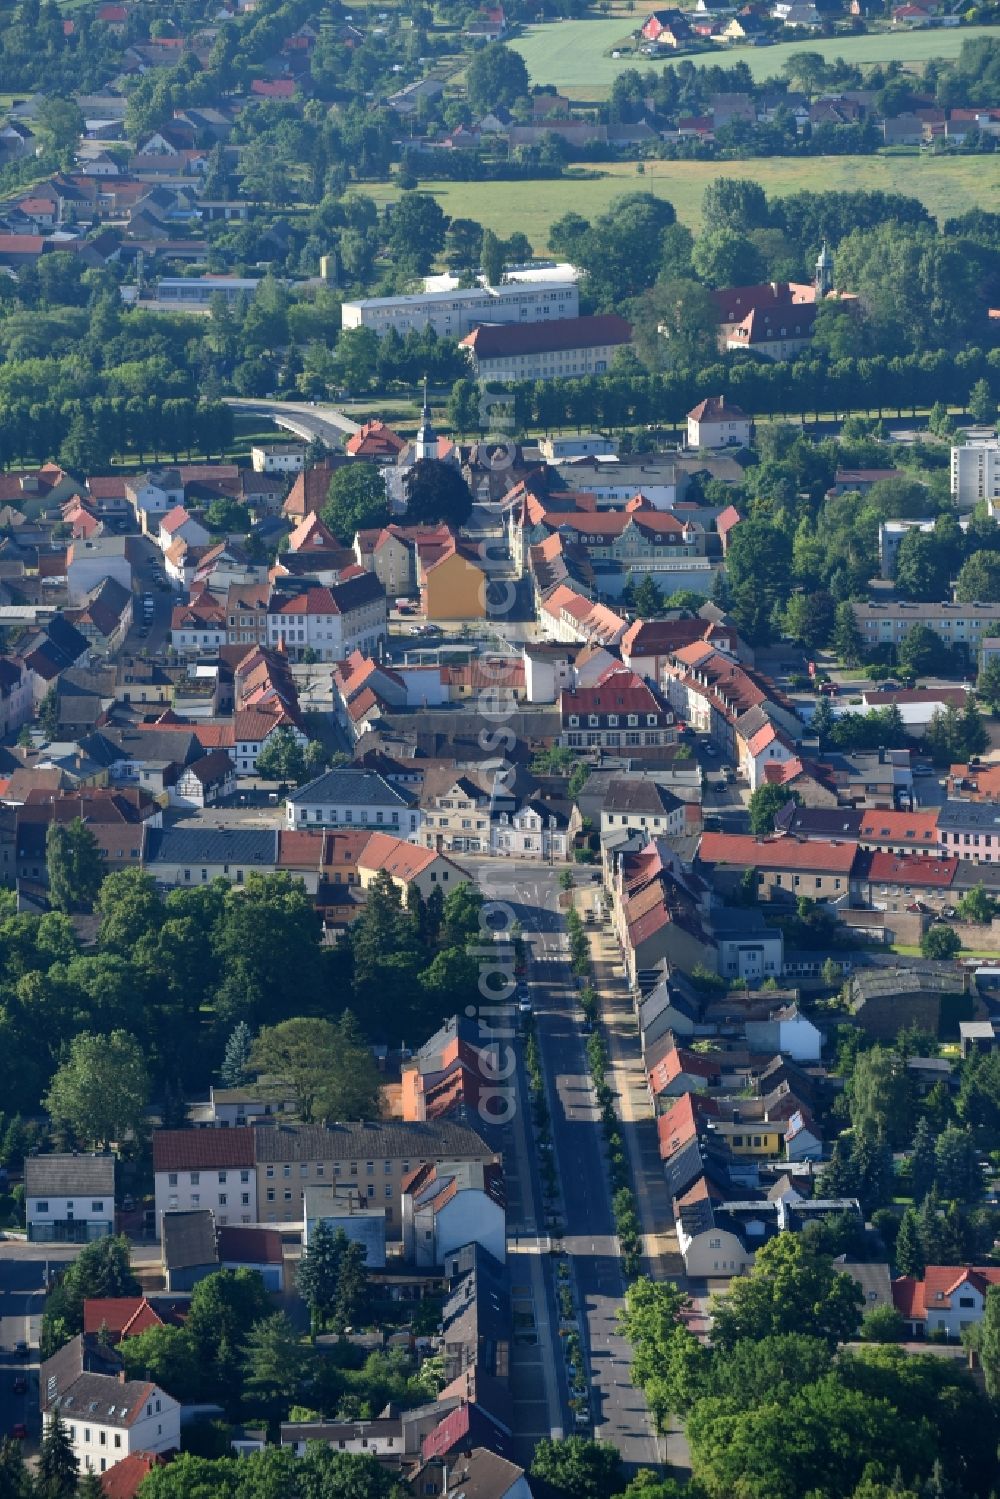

{"left": 363, "top": 152, "right": 1000, "bottom": 249}
{"left": 510, "top": 20, "right": 1000, "bottom": 97}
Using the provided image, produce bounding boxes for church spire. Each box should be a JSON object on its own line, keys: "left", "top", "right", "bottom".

{"left": 414, "top": 374, "right": 436, "bottom": 461}
{"left": 815, "top": 241, "right": 833, "bottom": 297}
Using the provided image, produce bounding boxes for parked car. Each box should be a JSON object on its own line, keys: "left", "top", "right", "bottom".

{"left": 13, "top": 1376, "right": 26, "bottom": 1394}
{"left": 10, "top": 1423, "right": 27, "bottom": 1440}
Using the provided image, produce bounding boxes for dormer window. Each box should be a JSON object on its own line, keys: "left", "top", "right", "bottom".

{"left": 608, "top": 715, "right": 618, "bottom": 726}
{"left": 588, "top": 715, "right": 599, "bottom": 726}
{"left": 568, "top": 715, "right": 579, "bottom": 727}
{"left": 628, "top": 715, "right": 638, "bottom": 726}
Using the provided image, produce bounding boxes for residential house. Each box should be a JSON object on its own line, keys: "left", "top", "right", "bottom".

{"left": 171, "top": 749, "right": 236, "bottom": 808}
{"left": 419, "top": 539, "right": 488, "bottom": 622}
{"left": 41, "top": 1340, "right": 180, "bottom": 1478}
{"left": 560, "top": 668, "right": 675, "bottom": 750}
{"left": 26, "top": 1154, "right": 115, "bottom": 1244}
{"left": 152, "top": 1128, "right": 257, "bottom": 1234}
{"left": 170, "top": 592, "right": 227, "bottom": 654}
{"left": 893, "top": 1265, "right": 1000, "bottom": 1339}
{"left": 401, "top": 1160, "right": 506, "bottom": 1266}
{"left": 493, "top": 794, "right": 574, "bottom": 861}
{"left": 66, "top": 536, "right": 132, "bottom": 606}
{"left": 937, "top": 800, "right": 1000, "bottom": 863}
{"left": 251, "top": 443, "right": 305, "bottom": 475}
{"left": 285, "top": 767, "right": 420, "bottom": 838}
{"left": 687, "top": 395, "right": 751, "bottom": 449}
{"left": 266, "top": 575, "right": 387, "bottom": 662}
{"left": 600, "top": 776, "right": 687, "bottom": 843}
{"left": 858, "top": 808, "right": 941, "bottom": 856}
{"left": 144, "top": 827, "right": 277, "bottom": 887}
{"left": 358, "top": 832, "right": 469, "bottom": 900}
{"left": 161, "top": 1209, "right": 220, "bottom": 1291}
{"left": 697, "top": 832, "right": 856, "bottom": 904}
{"left": 853, "top": 600, "right": 1000, "bottom": 662}
{"left": 66, "top": 578, "right": 133, "bottom": 655}
{"left": 253, "top": 1119, "right": 497, "bottom": 1237}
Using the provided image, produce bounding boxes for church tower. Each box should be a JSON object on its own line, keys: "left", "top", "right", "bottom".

{"left": 815, "top": 242, "right": 834, "bottom": 298}
{"left": 413, "top": 375, "right": 437, "bottom": 462}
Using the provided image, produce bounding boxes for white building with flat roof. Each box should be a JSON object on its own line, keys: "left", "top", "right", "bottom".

{"left": 951, "top": 436, "right": 1000, "bottom": 508}
{"left": 341, "top": 280, "right": 579, "bottom": 339}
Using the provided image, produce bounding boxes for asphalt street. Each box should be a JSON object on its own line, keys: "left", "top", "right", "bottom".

{"left": 0, "top": 1243, "right": 80, "bottom": 1449}
{"left": 474, "top": 859, "right": 660, "bottom": 1470}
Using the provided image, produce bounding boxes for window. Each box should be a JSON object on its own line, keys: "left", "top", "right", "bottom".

{"left": 284, "top": 1189, "right": 292, "bottom": 1201}
{"left": 190, "top": 1172, "right": 200, "bottom": 1186}
{"left": 267, "top": 1188, "right": 275, "bottom": 1202}
{"left": 218, "top": 1171, "right": 227, "bottom": 1184}
{"left": 240, "top": 1170, "right": 249, "bottom": 1183}
{"left": 266, "top": 1166, "right": 274, "bottom": 1178}
{"left": 241, "top": 1193, "right": 249, "bottom": 1206}
{"left": 385, "top": 1185, "right": 392, "bottom": 1198}
{"left": 218, "top": 1193, "right": 227, "bottom": 1206}
{"left": 168, "top": 1174, "right": 177, "bottom": 1187}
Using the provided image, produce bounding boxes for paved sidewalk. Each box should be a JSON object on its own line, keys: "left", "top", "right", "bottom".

{"left": 577, "top": 898, "right": 684, "bottom": 1282}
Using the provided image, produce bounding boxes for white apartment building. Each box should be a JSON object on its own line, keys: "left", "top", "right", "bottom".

{"left": 152, "top": 1129, "right": 257, "bottom": 1236}
{"left": 341, "top": 280, "right": 579, "bottom": 339}
{"left": 25, "top": 1155, "right": 115, "bottom": 1245}
{"left": 66, "top": 537, "right": 132, "bottom": 606}
{"left": 461, "top": 313, "right": 631, "bottom": 382}
{"left": 267, "top": 575, "right": 386, "bottom": 662}
{"left": 285, "top": 767, "right": 420, "bottom": 837}
{"left": 251, "top": 442, "right": 306, "bottom": 474}
{"left": 951, "top": 435, "right": 1000, "bottom": 508}
{"left": 46, "top": 1377, "right": 181, "bottom": 1477}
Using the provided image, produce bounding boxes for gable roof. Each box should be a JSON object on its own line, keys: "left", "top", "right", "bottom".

{"left": 462, "top": 313, "right": 631, "bottom": 359}
{"left": 152, "top": 1129, "right": 255, "bottom": 1172}
{"left": 698, "top": 832, "right": 857, "bottom": 873}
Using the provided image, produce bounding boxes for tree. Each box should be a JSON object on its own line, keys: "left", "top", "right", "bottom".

{"left": 725, "top": 517, "right": 792, "bottom": 646}
{"left": 894, "top": 1207, "right": 924, "bottom": 1277}
{"left": 250, "top": 1013, "right": 380, "bottom": 1124}
{"left": 403, "top": 459, "right": 474, "bottom": 528}
{"left": 0, "top": 1438, "right": 34, "bottom": 1499}
{"left": 219, "top": 1022, "right": 254, "bottom": 1088}
{"left": 35, "top": 97, "right": 84, "bottom": 159}
{"left": 934, "top": 1125, "right": 981, "bottom": 1202}
{"left": 833, "top": 600, "right": 863, "bottom": 666}
{"left": 255, "top": 726, "right": 307, "bottom": 786}
{"left": 708, "top": 1233, "right": 864, "bottom": 1351}
{"left": 241, "top": 1312, "right": 310, "bottom": 1416}
{"left": 37, "top": 1411, "right": 78, "bottom": 1499}
{"left": 631, "top": 573, "right": 664, "bottom": 617}
{"left": 619, "top": 1278, "right": 708, "bottom": 1428}
{"left": 530, "top": 1438, "right": 624, "bottom": 1499}
{"left": 957, "top": 882, "right": 998, "bottom": 924}
{"left": 44, "top": 1030, "right": 149, "bottom": 1149}
{"left": 747, "top": 784, "right": 800, "bottom": 836}
{"left": 910, "top": 1116, "right": 937, "bottom": 1204}
{"left": 446, "top": 378, "right": 481, "bottom": 436}
{"left": 956, "top": 549, "right": 1000, "bottom": 603}
{"left": 97, "top": 869, "right": 163, "bottom": 955}
{"left": 466, "top": 43, "right": 530, "bottom": 113}
{"left": 781, "top": 591, "right": 835, "bottom": 651}
{"left": 701, "top": 176, "right": 770, "bottom": 234}
{"left": 921, "top": 924, "right": 961, "bottom": 960}
{"left": 968, "top": 377, "right": 996, "bottom": 426}
{"left": 975, "top": 1284, "right": 1000, "bottom": 1396}
{"left": 977, "top": 654, "right": 1000, "bottom": 711}
{"left": 480, "top": 229, "right": 504, "bottom": 287}
{"left": 691, "top": 228, "right": 766, "bottom": 288}
{"left": 45, "top": 817, "right": 105, "bottom": 914}
{"left": 893, "top": 531, "right": 952, "bottom": 602}
{"left": 898, "top": 622, "right": 950, "bottom": 678}
{"left": 333, "top": 1238, "right": 369, "bottom": 1333}
{"left": 120, "top": 1324, "right": 203, "bottom": 1404}
{"left": 42, "top": 1237, "right": 137, "bottom": 1357}
{"left": 851, "top": 1128, "right": 894, "bottom": 1216}
{"left": 633, "top": 277, "right": 718, "bottom": 372}
{"left": 860, "top": 1305, "right": 905, "bottom": 1343}
{"left": 296, "top": 1220, "right": 344, "bottom": 1328}
{"left": 849, "top": 1045, "right": 915, "bottom": 1148}
{"left": 77, "top": 1474, "right": 104, "bottom": 1499}
{"left": 387, "top": 192, "right": 448, "bottom": 275}
{"left": 39, "top": 684, "right": 60, "bottom": 739}
{"left": 322, "top": 464, "right": 388, "bottom": 540}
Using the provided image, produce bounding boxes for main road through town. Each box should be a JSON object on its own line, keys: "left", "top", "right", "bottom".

{"left": 474, "top": 858, "right": 661, "bottom": 1471}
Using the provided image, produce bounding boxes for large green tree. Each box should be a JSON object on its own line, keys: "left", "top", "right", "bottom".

{"left": 466, "top": 43, "right": 530, "bottom": 113}
{"left": 708, "top": 1234, "right": 864, "bottom": 1351}
{"left": 956, "top": 549, "right": 1000, "bottom": 603}
{"left": 45, "top": 818, "right": 105, "bottom": 914}
{"left": 321, "top": 463, "right": 389, "bottom": 541}
{"left": 44, "top": 1030, "right": 149, "bottom": 1149}
{"left": 250, "top": 1013, "right": 381, "bottom": 1124}
{"left": 403, "top": 458, "right": 474, "bottom": 528}
{"left": 530, "top": 1437, "right": 624, "bottom": 1499}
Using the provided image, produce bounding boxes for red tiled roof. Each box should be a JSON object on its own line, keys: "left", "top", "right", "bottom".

{"left": 698, "top": 832, "right": 857, "bottom": 873}
{"left": 359, "top": 831, "right": 458, "bottom": 881}
{"left": 865, "top": 851, "right": 957, "bottom": 889}
{"left": 859, "top": 809, "right": 939, "bottom": 845}
{"left": 152, "top": 1129, "right": 254, "bottom": 1172}
{"left": 100, "top": 1453, "right": 169, "bottom": 1499}
{"left": 345, "top": 420, "right": 407, "bottom": 460}
{"left": 84, "top": 1297, "right": 163, "bottom": 1340}
{"left": 892, "top": 1264, "right": 1000, "bottom": 1321}
{"left": 688, "top": 395, "right": 747, "bottom": 423}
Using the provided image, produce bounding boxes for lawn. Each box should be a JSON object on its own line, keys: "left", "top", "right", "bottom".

{"left": 362, "top": 152, "right": 1000, "bottom": 250}
{"left": 510, "top": 20, "right": 1000, "bottom": 98}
